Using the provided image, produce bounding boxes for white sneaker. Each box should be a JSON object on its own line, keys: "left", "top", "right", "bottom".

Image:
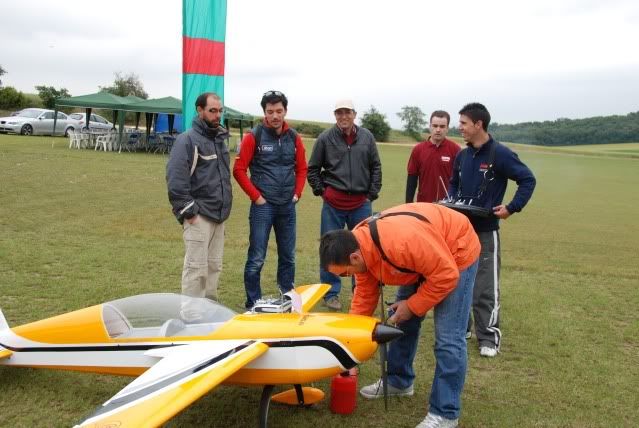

{"left": 480, "top": 346, "right": 498, "bottom": 357}
{"left": 359, "top": 379, "right": 414, "bottom": 399}
{"left": 465, "top": 331, "right": 472, "bottom": 340}
{"left": 416, "top": 412, "right": 458, "bottom": 428}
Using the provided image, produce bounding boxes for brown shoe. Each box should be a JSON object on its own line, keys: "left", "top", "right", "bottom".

{"left": 324, "top": 296, "right": 342, "bottom": 311}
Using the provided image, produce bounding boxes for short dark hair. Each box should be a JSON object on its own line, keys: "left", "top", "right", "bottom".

{"left": 459, "top": 103, "right": 490, "bottom": 131}
{"left": 195, "top": 92, "right": 221, "bottom": 110}
{"left": 260, "top": 90, "right": 288, "bottom": 111}
{"left": 319, "top": 229, "right": 360, "bottom": 270}
{"left": 430, "top": 110, "right": 450, "bottom": 125}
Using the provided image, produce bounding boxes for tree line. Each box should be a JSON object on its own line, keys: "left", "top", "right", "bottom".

{"left": 2, "top": 63, "right": 636, "bottom": 145}
{"left": 485, "top": 113, "right": 639, "bottom": 146}
{"left": 0, "top": 67, "right": 147, "bottom": 111}
{"left": 366, "top": 103, "right": 639, "bottom": 146}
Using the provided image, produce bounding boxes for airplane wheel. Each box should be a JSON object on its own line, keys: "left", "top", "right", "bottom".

{"left": 259, "top": 385, "right": 275, "bottom": 428}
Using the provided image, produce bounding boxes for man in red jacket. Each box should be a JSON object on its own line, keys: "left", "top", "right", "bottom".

{"left": 233, "top": 91, "right": 308, "bottom": 309}
{"left": 320, "top": 203, "right": 480, "bottom": 428}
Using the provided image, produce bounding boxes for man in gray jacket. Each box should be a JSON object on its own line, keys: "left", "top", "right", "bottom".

{"left": 307, "top": 99, "right": 382, "bottom": 310}
{"left": 166, "top": 92, "right": 232, "bottom": 317}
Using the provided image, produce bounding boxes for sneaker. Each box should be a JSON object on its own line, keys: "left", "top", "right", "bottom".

{"left": 465, "top": 331, "right": 472, "bottom": 340}
{"left": 359, "top": 379, "right": 414, "bottom": 399}
{"left": 416, "top": 412, "right": 458, "bottom": 428}
{"left": 324, "top": 296, "right": 342, "bottom": 311}
{"left": 480, "top": 346, "right": 498, "bottom": 357}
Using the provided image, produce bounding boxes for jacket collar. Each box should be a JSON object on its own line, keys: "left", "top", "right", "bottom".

{"left": 261, "top": 119, "right": 290, "bottom": 136}
{"left": 192, "top": 117, "right": 228, "bottom": 139}
{"left": 333, "top": 124, "right": 359, "bottom": 139}
{"left": 466, "top": 134, "right": 495, "bottom": 153}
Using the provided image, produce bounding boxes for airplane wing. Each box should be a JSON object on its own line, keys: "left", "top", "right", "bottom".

{"left": 292, "top": 283, "right": 331, "bottom": 312}
{"left": 77, "top": 340, "right": 268, "bottom": 428}
{"left": 0, "top": 349, "right": 12, "bottom": 360}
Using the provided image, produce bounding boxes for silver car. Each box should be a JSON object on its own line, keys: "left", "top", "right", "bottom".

{"left": 0, "top": 108, "right": 79, "bottom": 136}
{"left": 68, "top": 113, "right": 114, "bottom": 132}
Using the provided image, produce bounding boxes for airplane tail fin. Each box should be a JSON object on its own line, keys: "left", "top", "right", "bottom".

{"left": 0, "top": 308, "right": 12, "bottom": 360}
{"left": 291, "top": 284, "right": 331, "bottom": 313}
{"left": 0, "top": 308, "right": 9, "bottom": 331}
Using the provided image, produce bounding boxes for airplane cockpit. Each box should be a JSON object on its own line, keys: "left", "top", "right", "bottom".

{"left": 102, "top": 293, "right": 236, "bottom": 339}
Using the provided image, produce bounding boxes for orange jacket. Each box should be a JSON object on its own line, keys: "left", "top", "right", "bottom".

{"left": 349, "top": 203, "right": 480, "bottom": 317}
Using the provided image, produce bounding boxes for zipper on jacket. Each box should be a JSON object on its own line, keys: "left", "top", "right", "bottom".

{"left": 347, "top": 145, "right": 352, "bottom": 194}
{"left": 216, "top": 139, "right": 224, "bottom": 218}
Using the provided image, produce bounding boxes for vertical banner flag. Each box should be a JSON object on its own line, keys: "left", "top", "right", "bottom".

{"left": 182, "top": 0, "right": 227, "bottom": 129}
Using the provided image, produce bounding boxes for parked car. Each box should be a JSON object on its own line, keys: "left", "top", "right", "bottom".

{"left": 0, "top": 108, "right": 79, "bottom": 136}
{"left": 68, "top": 113, "right": 114, "bottom": 132}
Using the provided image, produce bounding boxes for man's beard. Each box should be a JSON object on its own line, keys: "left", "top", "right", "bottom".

{"left": 203, "top": 118, "right": 220, "bottom": 128}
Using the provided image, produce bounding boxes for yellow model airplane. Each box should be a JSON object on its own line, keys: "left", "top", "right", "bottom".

{"left": 0, "top": 284, "right": 401, "bottom": 427}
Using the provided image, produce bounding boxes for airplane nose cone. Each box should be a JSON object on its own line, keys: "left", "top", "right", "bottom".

{"left": 372, "top": 323, "right": 403, "bottom": 344}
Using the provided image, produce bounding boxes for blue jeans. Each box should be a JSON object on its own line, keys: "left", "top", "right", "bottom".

{"left": 387, "top": 260, "right": 478, "bottom": 420}
{"left": 244, "top": 200, "right": 296, "bottom": 308}
{"left": 319, "top": 200, "right": 372, "bottom": 300}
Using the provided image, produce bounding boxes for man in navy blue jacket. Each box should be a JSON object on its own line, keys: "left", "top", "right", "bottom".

{"left": 450, "top": 102, "right": 536, "bottom": 358}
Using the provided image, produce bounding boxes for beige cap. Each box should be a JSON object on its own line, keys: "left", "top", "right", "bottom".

{"left": 334, "top": 99, "right": 355, "bottom": 112}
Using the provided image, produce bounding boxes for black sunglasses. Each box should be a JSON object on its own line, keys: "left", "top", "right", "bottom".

{"left": 263, "top": 90, "right": 284, "bottom": 97}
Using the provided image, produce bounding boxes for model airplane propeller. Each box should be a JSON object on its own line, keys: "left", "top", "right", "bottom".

{"left": 0, "top": 284, "right": 402, "bottom": 427}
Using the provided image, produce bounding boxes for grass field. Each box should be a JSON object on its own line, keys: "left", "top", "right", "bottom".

{"left": 0, "top": 134, "right": 638, "bottom": 427}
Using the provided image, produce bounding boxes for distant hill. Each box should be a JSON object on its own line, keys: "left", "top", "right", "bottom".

{"left": 487, "top": 112, "right": 639, "bottom": 146}
{"left": 8, "top": 94, "right": 635, "bottom": 146}
{"left": 286, "top": 118, "right": 418, "bottom": 142}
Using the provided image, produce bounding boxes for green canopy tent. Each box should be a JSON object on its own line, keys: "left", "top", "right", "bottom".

{"left": 124, "top": 95, "right": 145, "bottom": 103}
{"left": 123, "top": 96, "right": 254, "bottom": 142}
{"left": 224, "top": 106, "right": 255, "bottom": 139}
{"left": 121, "top": 97, "right": 183, "bottom": 147}
{"left": 123, "top": 95, "right": 146, "bottom": 130}
{"left": 55, "top": 92, "right": 254, "bottom": 151}
{"left": 54, "top": 92, "right": 130, "bottom": 136}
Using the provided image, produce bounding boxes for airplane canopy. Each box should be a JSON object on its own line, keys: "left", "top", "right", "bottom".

{"left": 103, "top": 293, "right": 236, "bottom": 339}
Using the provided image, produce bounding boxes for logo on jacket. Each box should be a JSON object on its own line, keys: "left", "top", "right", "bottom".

{"left": 479, "top": 162, "right": 489, "bottom": 172}
{"left": 441, "top": 156, "right": 451, "bottom": 162}
{"left": 260, "top": 144, "right": 274, "bottom": 152}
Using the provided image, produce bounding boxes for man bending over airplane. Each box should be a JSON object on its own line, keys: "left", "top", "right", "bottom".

{"left": 319, "top": 202, "right": 480, "bottom": 428}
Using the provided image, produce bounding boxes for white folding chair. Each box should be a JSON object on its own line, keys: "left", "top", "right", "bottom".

{"left": 95, "top": 134, "right": 109, "bottom": 151}
{"left": 68, "top": 131, "right": 75, "bottom": 149}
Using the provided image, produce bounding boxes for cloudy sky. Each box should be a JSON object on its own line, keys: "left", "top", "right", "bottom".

{"left": 2, "top": 0, "right": 638, "bottom": 127}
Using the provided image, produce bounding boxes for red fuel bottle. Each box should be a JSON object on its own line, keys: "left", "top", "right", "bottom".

{"left": 330, "top": 368, "right": 358, "bottom": 414}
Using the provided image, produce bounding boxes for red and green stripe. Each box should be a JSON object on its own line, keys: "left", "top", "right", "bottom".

{"left": 182, "top": 0, "right": 227, "bottom": 129}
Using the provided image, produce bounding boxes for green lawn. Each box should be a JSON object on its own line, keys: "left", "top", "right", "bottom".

{"left": 0, "top": 135, "right": 638, "bottom": 427}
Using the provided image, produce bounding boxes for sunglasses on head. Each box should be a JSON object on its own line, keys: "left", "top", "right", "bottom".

{"left": 263, "top": 90, "right": 284, "bottom": 97}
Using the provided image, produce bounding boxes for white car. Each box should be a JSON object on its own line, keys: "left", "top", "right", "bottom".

{"left": 68, "top": 113, "right": 114, "bottom": 132}
{"left": 0, "top": 108, "right": 79, "bottom": 136}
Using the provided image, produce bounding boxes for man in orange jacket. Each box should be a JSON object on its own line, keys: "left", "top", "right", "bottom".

{"left": 320, "top": 203, "right": 480, "bottom": 428}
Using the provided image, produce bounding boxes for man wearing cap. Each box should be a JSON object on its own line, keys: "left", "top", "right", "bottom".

{"left": 307, "top": 99, "right": 382, "bottom": 311}
{"left": 233, "top": 90, "right": 308, "bottom": 309}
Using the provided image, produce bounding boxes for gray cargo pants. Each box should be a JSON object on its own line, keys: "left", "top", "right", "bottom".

{"left": 180, "top": 216, "right": 224, "bottom": 320}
